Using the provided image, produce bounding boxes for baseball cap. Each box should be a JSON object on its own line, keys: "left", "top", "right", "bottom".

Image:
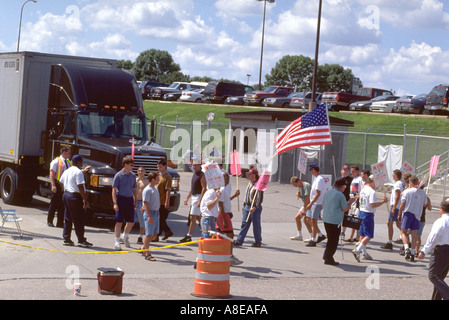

{"left": 72, "top": 155, "right": 83, "bottom": 164}
{"left": 248, "top": 168, "right": 259, "bottom": 176}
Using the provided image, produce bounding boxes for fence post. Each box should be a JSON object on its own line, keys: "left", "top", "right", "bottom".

{"left": 414, "top": 128, "right": 424, "bottom": 170}
{"left": 362, "top": 126, "right": 373, "bottom": 169}
{"left": 402, "top": 124, "right": 406, "bottom": 164}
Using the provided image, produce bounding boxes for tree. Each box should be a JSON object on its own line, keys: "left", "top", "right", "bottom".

{"left": 117, "top": 59, "right": 133, "bottom": 70}
{"left": 265, "top": 55, "right": 314, "bottom": 90}
{"left": 132, "top": 49, "right": 181, "bottom": 81}
{"left": 265, "top": 55, "right": 360, "bottom": 93}
{"left": 316, "top": 63, "right": 355, "bottom": 93}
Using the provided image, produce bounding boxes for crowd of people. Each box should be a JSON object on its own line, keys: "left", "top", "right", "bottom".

{"left": 290, "top": 163, "right": 449, "bottom": 299}
{"left": 46, "top": 146, "right": 449, "bottom": 299}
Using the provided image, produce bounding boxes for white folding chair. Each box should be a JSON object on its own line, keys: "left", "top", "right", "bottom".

{"left": 0, "top": 206, "right": 23, "bottom": 238}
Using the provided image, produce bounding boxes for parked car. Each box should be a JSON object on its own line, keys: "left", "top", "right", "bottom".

{"left": 151, "top": 81, "right": 206, "bottom": 100}
{"left": 243, "top": 85, "right": 294, "bottom": 106}
{"left": 322, "top": 87, "right": 393, "bottom": 111}
{"left": 289, "top": 92, "right": 322, "bottom": 109}
{"left": 349, "top": 95, "right": 396, "bottom": 112}
{"left": 224, "top": 96, "right": 245, "bottom": 105}
{"left": 394, "top": 94, "right": 427, "bottom": 114}
{"left": 425, "top": 84, "right": 449, "bottom": 115}
{"left": 263, "top": 92, "right": 302, "bottom": 108}
{"left": 139, "top": 80, "right": 169, "bottom": 100}
{"left": 202, "top": 81, "right": 254, "bottom": 104}
{"left": 370, "top": 95, "right": 400, "bottom": 112}
{"left": 179, "top": 89, "right": 204, "bottom": 103}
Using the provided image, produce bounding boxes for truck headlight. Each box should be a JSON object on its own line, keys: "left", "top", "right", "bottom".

{"left": 90, "top": 175, "right": 114, "bottom": 187}
{"left": 171, "top": 177, "right": 180, "bottom": 190}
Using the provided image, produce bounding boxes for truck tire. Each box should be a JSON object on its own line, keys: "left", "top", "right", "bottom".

{"left": 0, "top": 167, "right": 18, "bottom": 204}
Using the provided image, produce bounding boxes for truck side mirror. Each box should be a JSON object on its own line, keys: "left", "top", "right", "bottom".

{"left": 150, "top": 118, "right": 156, "bottom": 140}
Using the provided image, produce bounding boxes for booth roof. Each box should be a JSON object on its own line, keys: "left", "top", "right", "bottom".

{"left": 224, "top": 110, "right": 354, "bottom": 127}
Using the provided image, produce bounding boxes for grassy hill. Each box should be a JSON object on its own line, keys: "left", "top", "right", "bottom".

{"left": 143, "top": 100, "right": 449, "bottom": 168}
{"left": 144, "top": 100, "right": 449, "bottom": 134}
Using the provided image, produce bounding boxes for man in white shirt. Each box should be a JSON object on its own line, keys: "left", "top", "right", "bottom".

{"left": 305, "top": 165, "right": 327, "bottom": 247}
{"left": 47, "top": 146, "right": 71, "bottom": 227}
{"left": 381, "top": 169, "right": 405, "bottom": 250}
{"left": 398, "top": 175, "right": 427, "bottom": 262}
{"left": 352, "top": 176, "right": 387, "bottom": 262}
{"left": 59, "top": 155, "right": 92, "bottom": 247}
{"left": 418, "top": 201, "right": 449, "bottom": 300}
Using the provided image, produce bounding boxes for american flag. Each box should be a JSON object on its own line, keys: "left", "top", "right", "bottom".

{"left": 274, "top": 104, "right": 332, "bottom": 156}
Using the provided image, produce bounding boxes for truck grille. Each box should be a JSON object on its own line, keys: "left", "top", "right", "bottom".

{"left": 131, "top": 155, "right": 165, "bottom": 174}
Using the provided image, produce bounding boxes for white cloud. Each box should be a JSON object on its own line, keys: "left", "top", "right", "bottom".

{"left": 357, "top": 0, "right": 449, "bottom": 30}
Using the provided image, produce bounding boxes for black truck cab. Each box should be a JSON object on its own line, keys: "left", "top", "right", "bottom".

{"left": 44, "top": 64, "right": 180, "bottom": 216}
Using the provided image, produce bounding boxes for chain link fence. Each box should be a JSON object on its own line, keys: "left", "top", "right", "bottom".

{"left": 151, "top": 118, "right": 449, "bottom": 203}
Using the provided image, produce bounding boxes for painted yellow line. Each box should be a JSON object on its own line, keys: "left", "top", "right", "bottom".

{"left": 0, "top": 239, "right": 200, "bottom": 254}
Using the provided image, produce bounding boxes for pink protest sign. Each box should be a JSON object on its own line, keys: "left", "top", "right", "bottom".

{"left": 230, "top": 151, "right": 241, "bottom": 176}
{"left": 429, "top": 155, "right": 440, "bottom": 176}
{"left": 255, "top": 170, "right": 271, "bottom": 191}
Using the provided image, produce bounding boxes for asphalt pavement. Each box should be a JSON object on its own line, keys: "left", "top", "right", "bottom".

{"left": 0, "top": 171, "right": 442, "bottom": 303}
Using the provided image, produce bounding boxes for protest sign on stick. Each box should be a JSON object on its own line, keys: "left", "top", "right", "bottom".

{"left": 230, "top": 150, "right": 241, "bottom": 211}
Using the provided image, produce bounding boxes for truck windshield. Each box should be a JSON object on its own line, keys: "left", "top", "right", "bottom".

{"left": 264, "top": 86, "right": 278, "bottom": 93}
{"left": 77, "top": 112, "right": 145, "bottom": 140}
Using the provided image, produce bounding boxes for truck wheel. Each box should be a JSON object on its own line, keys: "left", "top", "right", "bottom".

{"left": 0, "top": 167, "right": 18, "bottom": 204}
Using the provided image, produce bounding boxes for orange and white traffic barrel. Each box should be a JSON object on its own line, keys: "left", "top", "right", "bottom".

{"left": 192, "top": 235, "right": 231, "bottom": 298}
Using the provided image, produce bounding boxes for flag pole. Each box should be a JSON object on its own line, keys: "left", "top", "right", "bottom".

{"left": 234, "top": 150, "right": 240, "bottom": 212}
{"left": 247, "top": 189, "right": 259, "bottom": 223}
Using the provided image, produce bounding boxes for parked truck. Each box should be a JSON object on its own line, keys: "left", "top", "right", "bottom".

{"left": 243, "top": 85, "right": 294, "bottom": 106}
{"left": 322, "top": 87, "right": 393, "bottom": 112}
{"left": 0, "top": 51, "right": 180, "bottom": 218}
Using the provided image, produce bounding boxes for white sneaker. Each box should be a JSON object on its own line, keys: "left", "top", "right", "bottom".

{"left": 303, "top": 238, "right": 312, "bottom": 243}
{"left": 340, "top": 233, "right": 345, "bottom": 240}
{"left": 115, "top": 243, "right": 122, "bottom": 251}
{"left": 362, "top": 253, "right": 373, "bottom": 260}
{"left": 230, "top": 255, "right": 243, "bottom": 266}
{"left": 352, "top": 249, "right": 361, "bottom": 262}
{"left": 290, "top": 235, "right": 303, "bottom": 241}
{"left": 124, "top": 237, "right": 130, "bottom": 248}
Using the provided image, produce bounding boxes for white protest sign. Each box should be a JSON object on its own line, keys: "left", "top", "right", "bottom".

{"left": 400, "top": 160, "right": 415, "bottom": 174}
{"left": 371, "top": 160, "right": 390, "bottom": 186}
{"left": 322, "top": 174, "right": 333, "bottom": 192}
{"left": 297, "top": 149, "right": 308, "bottom": 175}
{"left": 202, "top": 162, "right": 225, "bottom": 189}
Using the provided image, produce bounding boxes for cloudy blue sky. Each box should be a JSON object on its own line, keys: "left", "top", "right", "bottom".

{"left": 2, "top": 0, "right": 449, "bottom": 95}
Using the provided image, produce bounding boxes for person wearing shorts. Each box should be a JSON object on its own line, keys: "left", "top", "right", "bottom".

{"left": 381, "top": 169, "right": 405, "bottom": 250}
{"left": 290, "top": 176, "right": 313, "bottom": 242}
{"left": 352, "top": 176, "right": 387, "bottom": 262}
{"left": 112, "top": 156, "right": 137, "bottom": 251}
{"left": 179, "top": 160, "right": 206, "bottom": 243}
{"left": 305, "top": 165, "right": 327, "bottom": 247}
{"left": 135, "top": 167, "right": 149, "bottom": 244}
{"left": 141, "top": 172, "right": 160, "bottom": 261}
{"left": 398, "top": 175, "right": 428, "bottom": 262}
